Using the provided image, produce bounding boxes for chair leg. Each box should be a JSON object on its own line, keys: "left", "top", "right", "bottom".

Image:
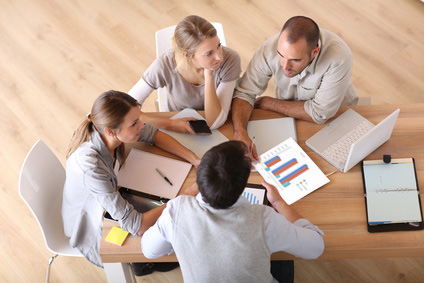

{"left": 46, "top": 254, "right": 58, "bottom": 283}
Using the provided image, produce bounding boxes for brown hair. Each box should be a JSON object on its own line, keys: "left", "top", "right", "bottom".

{"left": 66, "top": 90, "right": 140, "bottom": 158}
{"left": 172, "top": 15, "right": 217, "bottom": 72}
{"left": 281, "top": 16, "right": 320, "bottom": 53}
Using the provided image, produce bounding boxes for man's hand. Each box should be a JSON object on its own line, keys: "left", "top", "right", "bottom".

{"left": 233, "top": 130, "right": 259, "bottom": 161}
{"left": 254, "top": 96, "right": 274, "bottom": 110}
{"left": 262, "top": 180, "right": 303, "bottom": 222}
{"left": 262, "top": 181, "right": 285, "bottom": 208}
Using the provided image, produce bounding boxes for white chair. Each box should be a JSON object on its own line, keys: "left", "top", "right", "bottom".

{"left": 154, "top": 22, "right": 227, "bottom": 112}
{"left": 19, "top": 140, "right": 82, "bottom": 283}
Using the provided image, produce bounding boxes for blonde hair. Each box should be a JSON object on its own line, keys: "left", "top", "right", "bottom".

{"left": 172, "top": 15, "right": 217, "bottom": 72}
{"left": 66, "top": 90, "right": 140, "bottom": 158}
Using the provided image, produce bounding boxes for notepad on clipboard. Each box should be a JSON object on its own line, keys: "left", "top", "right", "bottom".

{"left": 117, "top": 148, "right": 192, "bottom": 199}
{"left": 361, "top": 158, "right": 424, "bottom": 232}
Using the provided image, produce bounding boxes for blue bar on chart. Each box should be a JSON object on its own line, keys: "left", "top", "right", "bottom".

{"left": 272, "top": 158, "right": 298, "bottom": 177}
{"left": 279, "top": 164, "right": 309, "bottom": 187}
{"left": 242, "top": 191, "right": 259, "bottom": 204}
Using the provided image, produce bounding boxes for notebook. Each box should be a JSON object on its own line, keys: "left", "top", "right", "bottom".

{"left": 253, "top": 137, "right": 329, "bottom": 205}
{"left": 117, "top": 148, "right": 192, "bottom": 199}
{"left": 160, "top": 108, "right": 229, "bottom": 157}
{"left": 247, "top": 117, "right": 297, "bottom": 156}
{"left": 306, "top": 108, "right": 400, "bottom": 172}
{"left": 361, "top": 158, "right": 423, "bottom": 232}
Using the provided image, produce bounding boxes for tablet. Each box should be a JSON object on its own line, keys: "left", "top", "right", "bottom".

{"left": 361, "top": 158, "right": 424, "bottom": 232}
{"left": 104, "top": 187, "right": 168, "bottom": 222}
{"left": 242, "top": 183, "right": 268, "bottom": 205}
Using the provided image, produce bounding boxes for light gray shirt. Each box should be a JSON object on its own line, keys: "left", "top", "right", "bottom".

{"left": 142, "top": 194, "right": 324, "bottom": 282}
{"left": 129, "top": 46, "right": 241, "bottom": 128}
{"left": 234, "top": 29, "right": 358, "bottom": 124}
{"left": 62, "top": 124, "right": 156, "bottom": 267}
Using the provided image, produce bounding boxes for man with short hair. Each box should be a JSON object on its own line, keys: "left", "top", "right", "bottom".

{"left": 141, "top": 141, "right": 324, "bottom": 282}
{"left": 232, "top": 16, "right": 358, "bottom": 159}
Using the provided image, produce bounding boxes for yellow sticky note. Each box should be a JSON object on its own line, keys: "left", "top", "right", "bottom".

{"left": 105, "top": 226, "right": 129, "bottom": 246}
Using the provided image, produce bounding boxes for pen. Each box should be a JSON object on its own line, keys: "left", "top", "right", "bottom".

{"left": 156, "top": 168, "right": 173, "bottom": 186}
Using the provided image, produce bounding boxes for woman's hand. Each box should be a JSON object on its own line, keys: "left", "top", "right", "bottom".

{"left": 169, "top": 117, "right": 198, "bottom": 135}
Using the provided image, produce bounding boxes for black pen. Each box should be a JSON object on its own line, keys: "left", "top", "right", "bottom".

{"left": 156, "top": 168, "right": 173, "bottom": 186}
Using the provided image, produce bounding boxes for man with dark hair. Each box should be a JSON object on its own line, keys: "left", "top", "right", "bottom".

{"left": 141, "top": 141, "right": 324, "bottom": 282}
{"left": 232, "top": 16, "right": 358, "bottom": 159}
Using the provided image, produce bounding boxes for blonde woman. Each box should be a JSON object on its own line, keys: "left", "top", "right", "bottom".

{"left": 62, "top": 90, "right": 200, "bottom": 272}
{"left": 129, "top": 15, "right": 241, "bottom": 130}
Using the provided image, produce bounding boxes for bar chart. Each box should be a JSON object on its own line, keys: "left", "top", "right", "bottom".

{"left": 254, "top": 138, "right": 329, "bottom": 204}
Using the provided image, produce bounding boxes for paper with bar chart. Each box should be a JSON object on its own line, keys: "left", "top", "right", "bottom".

{"left": 253, "top": 137, "right": 329, "bottom": 204}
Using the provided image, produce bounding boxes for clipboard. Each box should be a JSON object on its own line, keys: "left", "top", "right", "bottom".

{"left": 105, "top": 187, "right": 168, "bottom": 222}
{"left": 361, "top": 157, "right": 424, "bottom": 232}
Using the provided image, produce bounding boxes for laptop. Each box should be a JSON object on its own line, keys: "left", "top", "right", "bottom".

{"left": 306, "top": 108, "right": 400, "bottom": 172}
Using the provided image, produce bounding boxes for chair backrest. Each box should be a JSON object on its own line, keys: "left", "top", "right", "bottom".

{"left": 154, "top": 22, "right": 227, "bottom": 112}
{"left": 19, "top": 140, "right": 80, "bottom": 257}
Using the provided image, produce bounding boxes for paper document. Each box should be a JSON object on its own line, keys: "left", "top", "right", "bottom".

{"left": 117, "top": 148, "right": 192, "bottom": 199}
{"left": 253, "top": 137, "right": 329, "bottom": 204}
{"left": 160, "top": 108, "right": 229, "bottom": 157}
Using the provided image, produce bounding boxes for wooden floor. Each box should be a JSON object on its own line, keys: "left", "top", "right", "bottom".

{"left": 2, "top": 0, "right": 424, "bottom": 282}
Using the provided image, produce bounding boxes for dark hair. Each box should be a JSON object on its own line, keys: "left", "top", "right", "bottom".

{"left": 281, "top": 16, "right": 320, "bottom": 52}
{"left": 67, "top": 90, "right": 140, "bottom": 158}
{"left": 196, "top": 141, "right": 251, "bottom": 209}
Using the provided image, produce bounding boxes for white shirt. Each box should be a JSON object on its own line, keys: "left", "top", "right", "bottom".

{"left": 142, "top": 194, "right": 324, "bottom": 259}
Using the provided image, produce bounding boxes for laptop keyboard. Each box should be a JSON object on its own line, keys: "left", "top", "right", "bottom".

{"left": 322, "top": 120, "right": 375, "bottom": 170}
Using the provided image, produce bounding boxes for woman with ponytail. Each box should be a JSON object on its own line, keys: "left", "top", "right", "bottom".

{"left": 62, "top": 90, "right": 200, "bottom": 271}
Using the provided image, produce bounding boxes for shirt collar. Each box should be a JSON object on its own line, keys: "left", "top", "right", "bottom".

{"left": 196, "top": 192, "right": 250, "bottom": 208}
{"left": 299, "top": 37, "right": 322, "bottom": 78}
{"left": 91, "top": 130, "right": 122, "bottom": 167}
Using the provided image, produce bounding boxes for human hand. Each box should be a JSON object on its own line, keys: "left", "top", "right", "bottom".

{"left": 254, "top": 96, "right": 273, "bottom": 110}
{"left": 233, "top": 130, "right": 259, "bottom": 162}
{"left": 192, "top": 156, "right": 201, "bottom": 169}
{"left": 169, "top": 117, "right": 198, "bottom": 135}
{"left": 262, "top": 180, "right": 286, "bottom": 208}
{"left": 180, "top": 182, "right": 199, "bottom": 196}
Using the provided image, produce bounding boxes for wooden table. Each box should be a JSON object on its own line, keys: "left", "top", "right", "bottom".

{"left": 100, "top": 104, "right": 424, "bottom": 282}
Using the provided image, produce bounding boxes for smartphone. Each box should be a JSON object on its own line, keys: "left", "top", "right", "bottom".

{"left": 188, "top": 120, "right": 212, "bottom": 135}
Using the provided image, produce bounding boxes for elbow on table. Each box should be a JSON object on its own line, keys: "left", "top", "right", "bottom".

{"left": 141, "top": 244, "right": 159, "bottom": 259}
{"left": 304, "top": 237, "right": 325, "bottom": 259}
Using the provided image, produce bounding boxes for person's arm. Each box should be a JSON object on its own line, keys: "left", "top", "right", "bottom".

{"left": 262, "top": 181, "right": 324, "bottom": 259}
{"left": 231, "top": 98, "right": 258, "bottom": 160}
{"left": 84, "top": 166, "right": 143, "bottom": 236}
{"left": 262, "top": 181, "right": 302, "bottom": 222}
{"left": 231, "top": 37, "right": 276, "bottom": 159}
{"left": 204, "top": 68, "right": 222, "bottom": 128}
{"left": 128, "top": 77, "right": 155, "bottom": 105}
{"left": 137, "top": 204, "right": 166, "bottom": 236}
{"left": 154, "top": 130, "right": 201, "bottom": 168}
{"left": 140, "top": 112, "right": 197, "bottom": 135}
{"left": 255, "top": 97, "right": 314, "bottom": 123}
{"left": 208, "top": 80, "right": 237, "bottom": 129}
{"left": 141, "top": 200, "right": 177, "bottom": 258}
